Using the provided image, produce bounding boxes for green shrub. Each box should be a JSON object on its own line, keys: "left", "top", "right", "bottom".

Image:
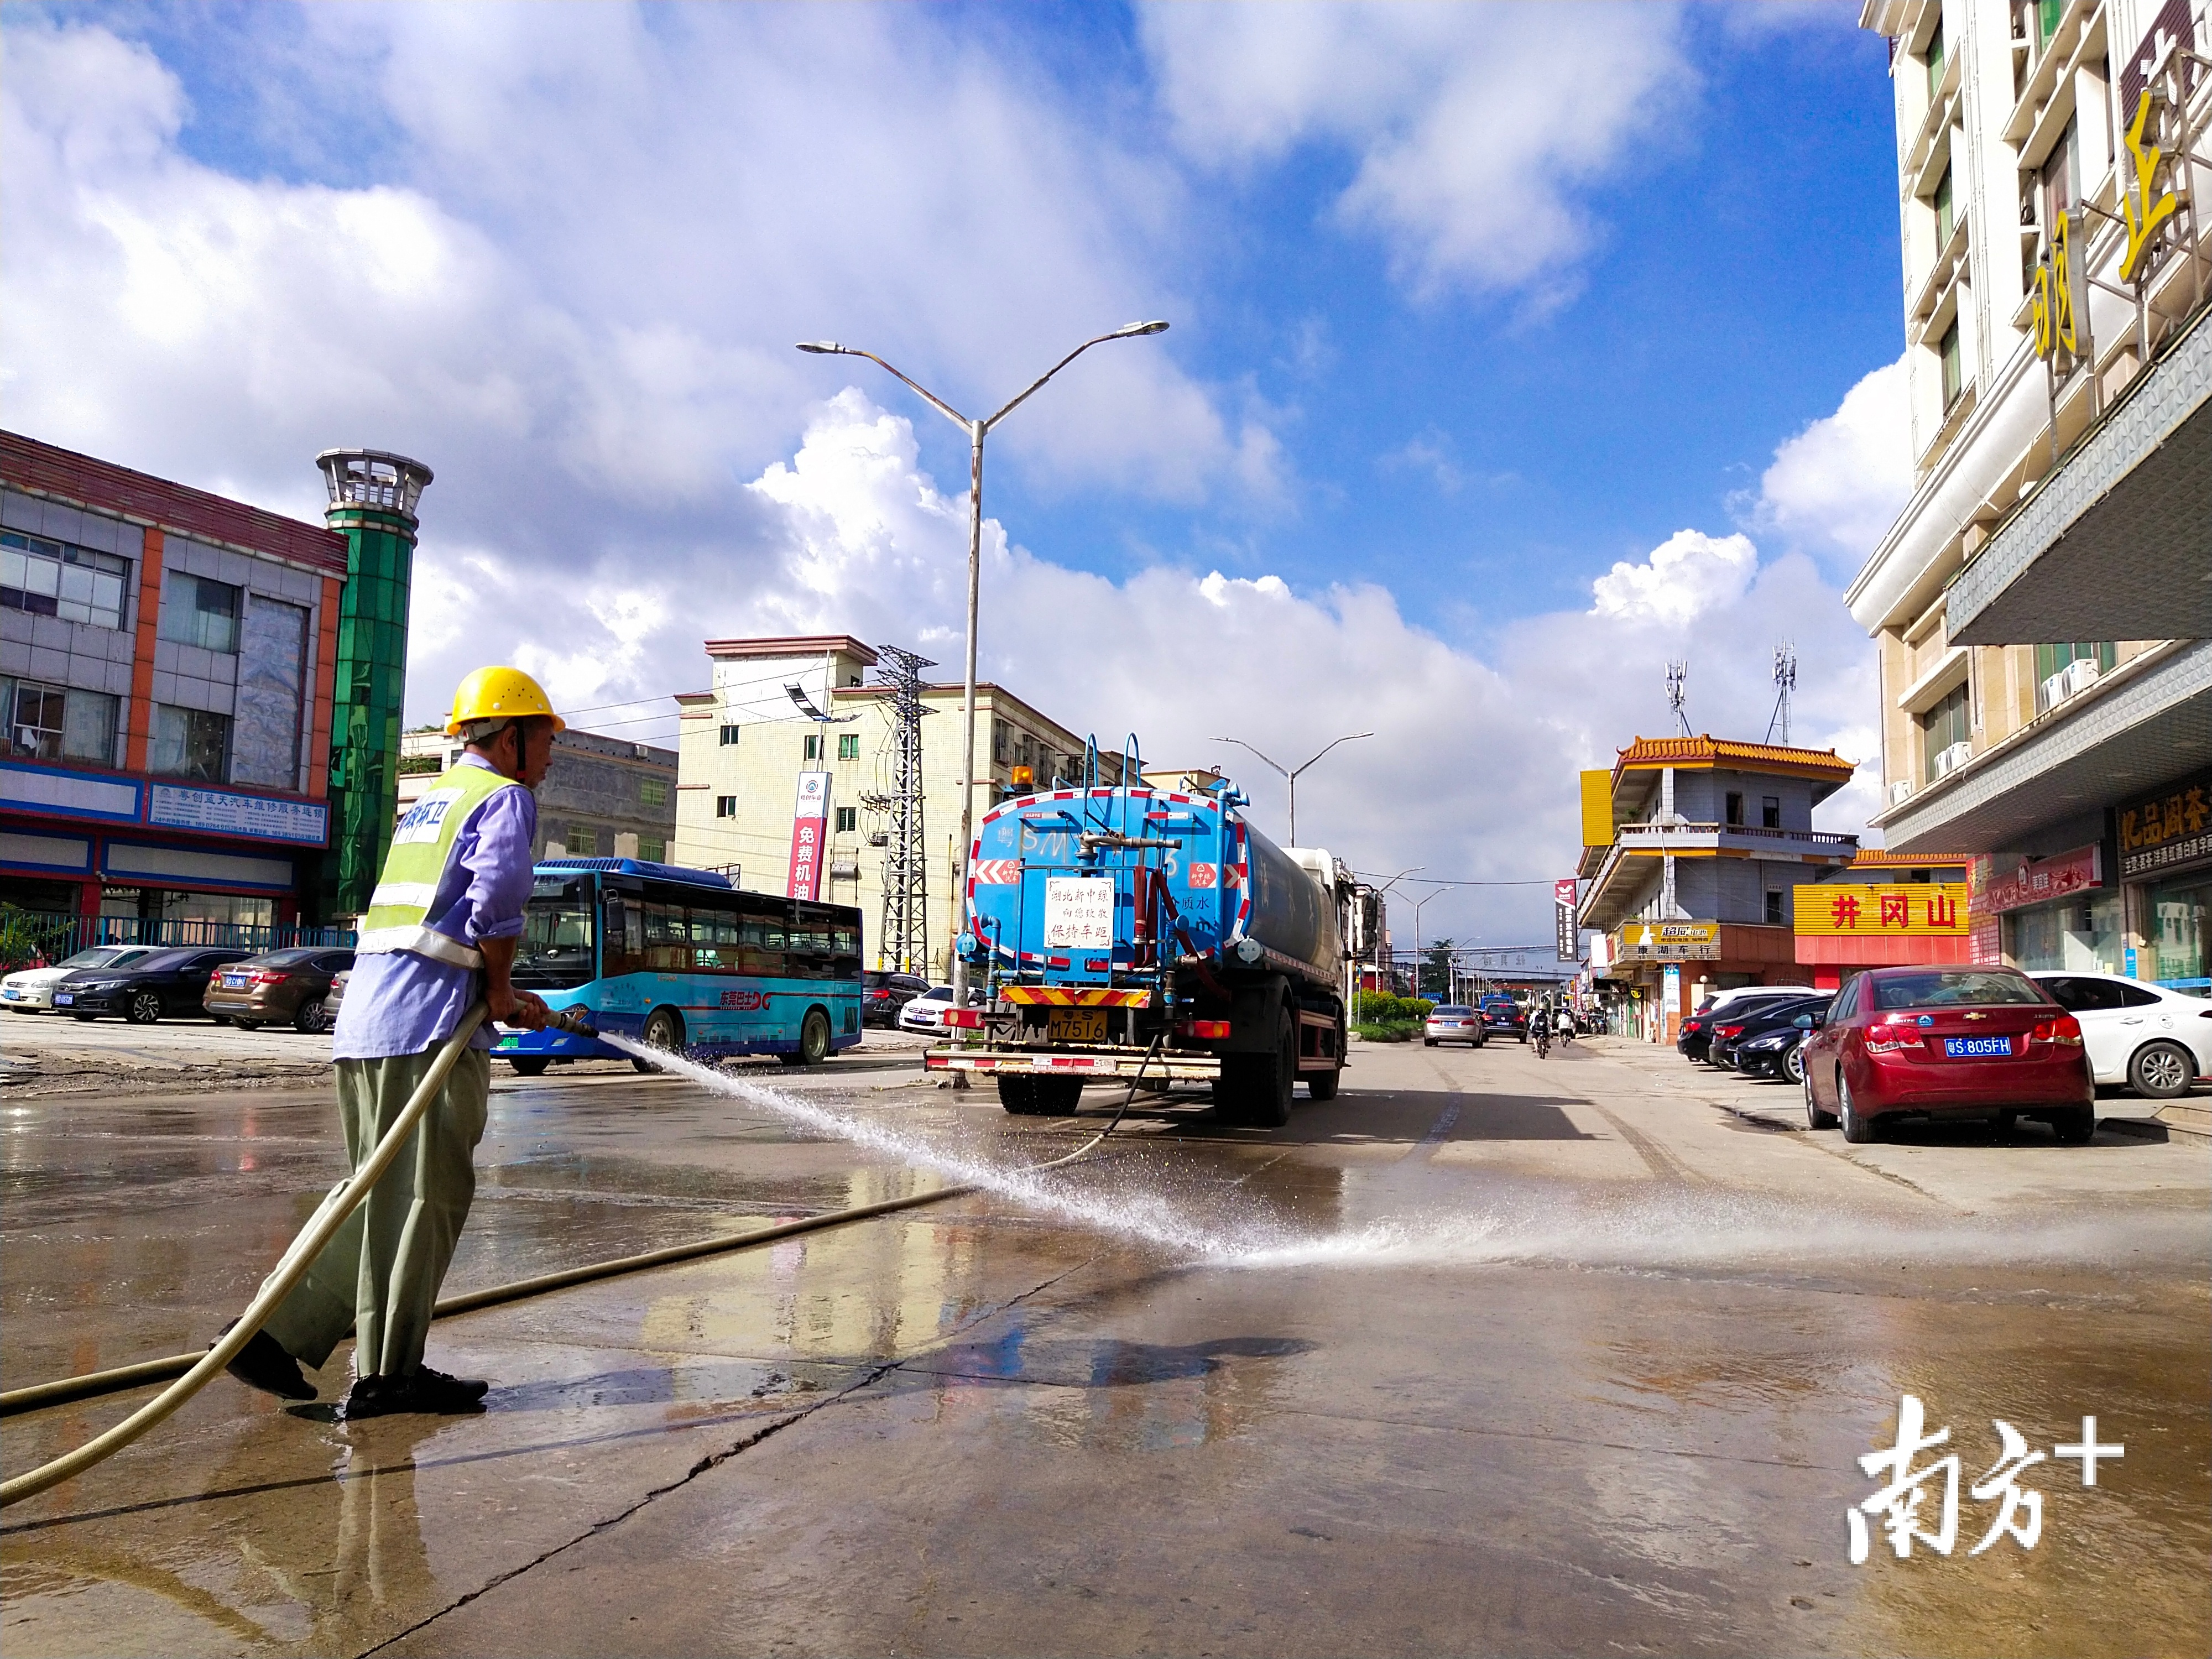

{"left": 1352, "top": 1020, "right": 1419, "bottom": 1043}
{"left": 1353, "top": 992, "right": 1434, "bottom": 1025}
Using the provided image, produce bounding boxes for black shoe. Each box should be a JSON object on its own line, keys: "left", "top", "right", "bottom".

{"left": 217, "top": 1321, "right": 316, "bottom": 1401}
{"left": 344, "top": 1369, "right": 488, "bottom": 1420}
{"left": 415, "top": 1365, "right": 490, "bottom": 1401}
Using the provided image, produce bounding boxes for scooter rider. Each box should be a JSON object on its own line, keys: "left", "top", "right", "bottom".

{"left": 221, "top": 667, "right": 560, "bottom": 1419}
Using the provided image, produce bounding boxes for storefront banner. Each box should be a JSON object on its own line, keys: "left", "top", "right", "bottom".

{"left": 148, "top": 784, "right": 328, "bottom": 846}
{"left": 1614, "top": 920, "right": 1720, "bottom": 962}
{"left": 1793, "top": 883, "right": 1969, "bottom": 937}
{"left": 2119, "top": 768, "right": 2212, "bottom": 880}
{"left": 786, "top": 770, "right": 832, "bottom": 900}
{"left": 1554, "top": 877, "right": 1579, "bottom": 962}
{"left": 1980, "top": 846, "right": 2101, "bottom": 913}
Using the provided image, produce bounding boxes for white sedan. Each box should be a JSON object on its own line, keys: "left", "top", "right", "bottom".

{"left": 1422, "top": 1004, "right": 1486, "bottom": 1047}
{"left": 898, "top": 984, "right": 957, "bottom": 1035}
{"left": 2, "top": 946, "right": 166, "bottom": 1013}
{"left": 2029, "top": 972, "right": 2211, "bottom": 1100}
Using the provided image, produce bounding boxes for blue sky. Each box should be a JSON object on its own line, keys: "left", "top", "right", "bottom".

{"left": 3, "top": 2, "right": 1914, "bottom": 945}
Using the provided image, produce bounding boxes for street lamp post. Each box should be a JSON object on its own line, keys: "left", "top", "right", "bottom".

{"left": 1208, "top": 732, "right": 1373, "bottom": 846}
{"left": 797, "top": 323, "right": 1168, "bottom": 1018}
{"left": 1410, "top": 889, "right": 1442, "bottom": 1001}
{"left": 1363, "top": 865, "right": 1424, "bottom": 1006}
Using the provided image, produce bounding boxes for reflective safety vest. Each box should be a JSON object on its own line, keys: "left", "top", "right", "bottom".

{"left": 356, "top": 764, "right": 525, "bottom": 969}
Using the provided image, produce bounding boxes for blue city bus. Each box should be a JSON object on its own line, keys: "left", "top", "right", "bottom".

{"left": 497, "top": 858, "right": 864, "bottom": 1073}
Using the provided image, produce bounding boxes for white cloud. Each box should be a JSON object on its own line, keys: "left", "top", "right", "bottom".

{"left": 1141, "top": 2, "right": 1693, "bottom": 297}
{"left": 1590, "top": 530, "right": 1759, "bottom": 626}
{"left": 1745, "top": 354, "right": 1912, "bottom": 573}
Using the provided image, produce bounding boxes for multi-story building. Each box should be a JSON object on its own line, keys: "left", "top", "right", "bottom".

{"left": 672, "top": 634, "right": 1121, "bottom": 979}
{"left": 1854, "top": 0, "right": 2211, "bottom": 987}
{"left": 1578, "top": 736, "right": 1864, "bottom": 1040}
{"left": 2, "top": 432, "right": 357, "bottom": 942}
{"left": 397, "top": 727, "right": 677, "bottom": 863}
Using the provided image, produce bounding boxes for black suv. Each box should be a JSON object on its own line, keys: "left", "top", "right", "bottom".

{"left": 55, "top": 947, "right": 255, "bottom": 1024}
{"left": 863, "top": 971, "right": 931, "bottom": 1028}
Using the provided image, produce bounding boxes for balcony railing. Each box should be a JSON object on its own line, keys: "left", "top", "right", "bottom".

{"left": 0, "top": 912, "right": 354, "bottom": 970}
{"left": 1611, "top": 822, "right": 1860, "bottom": 852}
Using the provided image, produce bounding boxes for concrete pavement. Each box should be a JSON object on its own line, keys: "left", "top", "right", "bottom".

{"left": 3, "top": 1035, "right": 2204, "bottom": 1656}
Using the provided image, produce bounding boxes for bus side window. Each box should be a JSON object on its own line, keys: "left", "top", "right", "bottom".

{"left": 602, "top": 897, "right": 636, "bottom": 975}
{"left": 692, "top": 907, "right": 740, "bottom": 973}
{"left": 740, "top": 917, "right": 786, "bottom": 978}
{"left": 642, "top": 901, "right": 688, "bottom": 973}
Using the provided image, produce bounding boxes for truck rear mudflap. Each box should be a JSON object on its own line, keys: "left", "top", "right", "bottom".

{"left": 925, "top": 1045, "right": 1222, "bottom": 1081}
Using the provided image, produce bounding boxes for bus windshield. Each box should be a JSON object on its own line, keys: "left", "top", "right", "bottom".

{"left": 515, "top": 874, "right": 596, "bottom": 987}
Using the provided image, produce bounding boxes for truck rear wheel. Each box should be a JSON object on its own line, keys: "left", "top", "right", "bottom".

{"left": 1306, "top": 1066, "right": 1340, "bottom": 1102}
{"left": 999, "top": 1075, "right": 1050, "bottom": 1115}
{"left": 1215, "top": 1005, "right": 1294, "bottom": 1128}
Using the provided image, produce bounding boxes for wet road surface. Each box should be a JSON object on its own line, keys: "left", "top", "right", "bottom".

{"left": 4, "top": 1035, "right": 2206, "bottom": 1657}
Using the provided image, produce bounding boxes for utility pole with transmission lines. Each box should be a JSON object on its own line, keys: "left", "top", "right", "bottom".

{"left": 859, "top": 645, "right": 935, "bottom": 975}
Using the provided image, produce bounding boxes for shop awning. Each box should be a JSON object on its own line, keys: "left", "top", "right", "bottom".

{"left": 1948, "top": 307, "right": 2211, "bottom": 646}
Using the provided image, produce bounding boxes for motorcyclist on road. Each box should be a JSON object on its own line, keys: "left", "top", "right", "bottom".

{"left": 1530, "top": 1000, "right": 1552, "bottom": 1058}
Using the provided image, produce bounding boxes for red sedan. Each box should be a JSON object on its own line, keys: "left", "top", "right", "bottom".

{"left": 1800, "top": 966, "right": 2093, "bottom": 1145}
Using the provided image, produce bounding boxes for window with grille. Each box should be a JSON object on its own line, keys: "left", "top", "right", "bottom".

{"left": 2, "top": 533, "right": 131, "bottom": 632}
{"left": 567, "top": 827, "right": 598, "bottom": 856}
{"left": 718, "top": 724, "right": 740, "bottom": 747}
{"left": 2, "top": 676, "right": 118, "bottom": 765}
{"left": 639, "top": 777, "right": 669, "bottom": 807}
{"left": 834, "top": 806, "right": 857, "bottom": 833}
{"left": 1918, "top": 684, "right": 1970, "bottom": 781}
{"left": 837, "top": 732, "right": 859, "bottom": 761}
{"left": 150, "top": 704, "right": 231, "bottom": 782}
{"left": 639, "top": 837, "right": 666, "bottom": 863}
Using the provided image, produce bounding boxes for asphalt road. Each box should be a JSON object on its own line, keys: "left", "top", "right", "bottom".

{"left": 3, "top": 1034, "right": 2206, "bottom": 1657}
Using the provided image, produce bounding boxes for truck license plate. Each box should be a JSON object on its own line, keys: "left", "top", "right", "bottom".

{"left": 1046, "top": 1009, "right": 1108, "bottom": 1044}
{"left": 1943, "top": 1036, "right": 2013, "bottom": 1057}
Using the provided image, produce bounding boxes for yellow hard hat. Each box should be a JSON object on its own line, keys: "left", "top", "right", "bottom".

{"left": 445, "top": 666, "right": 567, "bottom": 735}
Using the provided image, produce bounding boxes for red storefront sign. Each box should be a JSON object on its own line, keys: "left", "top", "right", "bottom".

{"left": 786, "top": 770, "right": 831, "bottom": 900}
{"left": 1979, "top": 845, "right": 2101, "bottom": 914}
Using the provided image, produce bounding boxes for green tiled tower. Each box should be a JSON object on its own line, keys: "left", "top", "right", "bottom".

{"left": 316, "top": 449, "right": 434, "bottom": 921}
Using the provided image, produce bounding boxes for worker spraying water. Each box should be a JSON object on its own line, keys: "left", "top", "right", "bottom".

{"left": 221, "top": 666, "right": 564, "bottom": 1420}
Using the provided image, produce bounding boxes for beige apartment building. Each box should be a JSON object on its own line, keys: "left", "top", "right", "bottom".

{"left": 671, "top": 634, "right": 1124, "bottom": 978}
{"left": 1855, "top": 0, "right": 2210, "bottom": 984}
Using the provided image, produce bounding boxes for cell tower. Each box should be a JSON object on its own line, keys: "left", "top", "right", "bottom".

{"left": 1665, "top": 660, "right": 1691, "bottom": 736}
{"left": 1765, "top": 641, "right": 1798, "bottom": 746}
{"left": 859, "top": 645, "right": 935, "bottom": 975}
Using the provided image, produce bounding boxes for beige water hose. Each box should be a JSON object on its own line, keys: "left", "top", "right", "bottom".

{"left": 1, "top": 1030, "right": 1131, "bottom": 1507}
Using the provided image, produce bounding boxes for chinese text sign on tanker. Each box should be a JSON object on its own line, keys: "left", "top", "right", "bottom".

{"left": 1044, "top": 877, "right": 1115, "bottom": 950}
{"left": 787, "top": 770, "right": 831, "bottom": 900}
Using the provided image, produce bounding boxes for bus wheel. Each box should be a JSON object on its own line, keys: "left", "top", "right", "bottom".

{"left": 780, "top": 1006, "right": 831, "bottom": 1066}
{"left": 508, "top": 1056, "right": 549, "bottom": 1077}
{"left": 635, "top": 1007, "right": 684, "bottom": 1073}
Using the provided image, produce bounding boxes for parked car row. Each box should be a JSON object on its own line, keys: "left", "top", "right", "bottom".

{"left": 1683, "top": 967, "right": 2209, "bottom": 1145}
{"left": 0, "top": 947, "right": 354, "bottom": 1031}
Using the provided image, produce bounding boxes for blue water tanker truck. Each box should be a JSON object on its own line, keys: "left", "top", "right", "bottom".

{"left": 925, "top": 757, "right": 1354, "bottom": 1126}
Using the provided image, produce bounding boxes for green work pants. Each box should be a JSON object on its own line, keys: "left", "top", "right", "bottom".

{"left": 262, "top": 1047, "right": 491, "bottom": 1379}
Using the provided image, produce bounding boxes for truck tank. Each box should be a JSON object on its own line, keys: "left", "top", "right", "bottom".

{"left": 965, "top": 782, "right": 1341, "bottom": 988}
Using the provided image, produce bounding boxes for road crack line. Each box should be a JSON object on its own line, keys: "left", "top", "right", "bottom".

{"left": 357, "top": 1256, "right": 1098, "bottom": 1657}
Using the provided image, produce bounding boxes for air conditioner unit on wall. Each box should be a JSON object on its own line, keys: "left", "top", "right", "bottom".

{"left": 1932, "top": 741, "right": 1972, "bottom": 778}
{"left": 2062, "top": 655, "right": 2102, "bottom": 696}
{"left": 2038, "top": 670, "right": 2069, "bottom": 713}
{"left": 1889, "top": 779, "right": 1916, "bottom": 805}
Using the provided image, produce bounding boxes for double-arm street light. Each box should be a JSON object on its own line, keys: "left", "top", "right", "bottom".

{"left": 1208, "top": 731, "right": 1373, "bottom": 846}
{"left": 796, "top": 322, "right": 1168, "bottom": 1013}
{"left": 1359, "top": 864, "right": 1423, "bottom": 1004}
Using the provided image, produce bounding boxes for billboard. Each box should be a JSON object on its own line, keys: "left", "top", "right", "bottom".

{"left": 1792, "top": 883, "right": 1969, "bottom": 937}
{"left": 1554, "top": 877, "right": 1579, "bottom": 961}
{"left": 786, "top": 770, "right": 832, "bottom": 900}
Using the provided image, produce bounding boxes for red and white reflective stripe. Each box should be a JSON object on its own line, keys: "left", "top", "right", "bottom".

{"left": 1040, "top": 1055, "right": 1112, "bottom": 1070}
{"left": 971, "top": 860, "right": 1020, "bottom": 884}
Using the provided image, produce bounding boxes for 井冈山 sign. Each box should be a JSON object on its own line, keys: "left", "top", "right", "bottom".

{"left": 1793, "top": 884, "right": 1970, "bottom": 937}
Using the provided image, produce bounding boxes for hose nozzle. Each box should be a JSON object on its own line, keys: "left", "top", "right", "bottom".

{"left": 542, "top": 1005, "right": 599, "bottom": 1039}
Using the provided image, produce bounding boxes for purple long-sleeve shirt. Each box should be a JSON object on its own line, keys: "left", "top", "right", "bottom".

{"left": 332, "top": 754, "right": 538, "bottom": 1060}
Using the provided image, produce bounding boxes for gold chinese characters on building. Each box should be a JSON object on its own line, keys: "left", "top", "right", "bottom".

{"left": 1793, "top": 884, "right": 1969, "bottom": 938}
{"left": 1613, "top": 920, "right": 1720, "bottom": 962}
